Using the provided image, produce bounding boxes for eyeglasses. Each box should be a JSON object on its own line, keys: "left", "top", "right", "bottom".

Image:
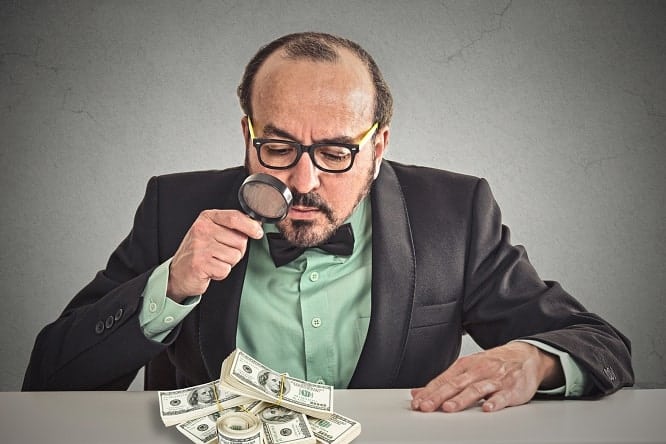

{"left": 247, "top": 117, "right": 378, "bottom": 173}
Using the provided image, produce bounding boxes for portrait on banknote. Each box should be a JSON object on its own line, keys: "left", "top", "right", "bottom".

{"left": 187, "top": 386, "right": 216, "bottom": 407}
{"left": 258, "top": 370, "right": 288, "bottom": 396}
{"left": 259, "top": 405, "right": 297, "bottom": 424}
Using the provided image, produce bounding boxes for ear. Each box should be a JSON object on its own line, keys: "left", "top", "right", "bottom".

{"left": 373, "top": 125, "right": 390, "bottom": 179}
{"left": 241, "top": 115, "right": 251, "bottom": 148}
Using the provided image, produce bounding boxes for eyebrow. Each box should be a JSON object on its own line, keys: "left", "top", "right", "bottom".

{"left": 262, "top": 123, "right": 356, "bottom": 145}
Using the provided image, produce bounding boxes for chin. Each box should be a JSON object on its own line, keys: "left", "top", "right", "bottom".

{"left": 277, "top": 218, "right": 338, "bottom": 247}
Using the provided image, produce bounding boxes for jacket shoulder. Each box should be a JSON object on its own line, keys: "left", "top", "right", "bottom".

{"left": 386, "top": 160, "right": 482, "bottom": 198}
{"left": 152, "top": 167, "right": 245, "bottom": 191}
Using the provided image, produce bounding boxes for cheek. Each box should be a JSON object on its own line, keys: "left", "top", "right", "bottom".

{"left": 319, "top": 173, "right": 365, "bottom": 208}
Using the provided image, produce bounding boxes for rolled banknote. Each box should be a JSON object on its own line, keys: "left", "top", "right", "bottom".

{"left": 257, "top": 404, "right": 316, "bottom": 444}
{"left": 220, "top": 348, "right": 334, "bottom": 419}
{"left": 158, "top": 379, "right": 252, "bottom": 426}
{"left": 308, "top": 413, "right": 362, "bottom": 444}
{"left": 217, "top": 411, "right": 263, "bottom": 444}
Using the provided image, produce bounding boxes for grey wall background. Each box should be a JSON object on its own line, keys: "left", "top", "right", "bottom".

{"left": 1, "top": 0, "right": 664, "bottom": 392}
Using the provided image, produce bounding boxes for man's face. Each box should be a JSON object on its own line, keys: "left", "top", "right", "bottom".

{"left": 197, "top": 387, "right": 214, "bottom": 403}
{"left": 265, "top": 373, "right": 281, "bottom": 394}
{"left": 243, "top": 48, "right": 388, "bottom": 247}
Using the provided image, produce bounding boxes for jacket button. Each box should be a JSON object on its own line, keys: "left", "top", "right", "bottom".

{"left": 603, "top": 366, "right": 617, "bottom": 381}
{"left": 95, "top": 321, "right": 105, "bottom": 334}
{"left": 114, "top": 308, "right": 124, "bottom": 321}
{"left": 105, "top": 315, "right": 114, "bottom": 329}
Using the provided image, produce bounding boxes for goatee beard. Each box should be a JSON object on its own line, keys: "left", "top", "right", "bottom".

{"left": 276, "top": 192, "right": 337, "bottom": 247}
{"left": 276, "top": 161, "right": 376, "bottom": 247}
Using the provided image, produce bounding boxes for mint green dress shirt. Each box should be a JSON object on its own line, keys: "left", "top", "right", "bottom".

{"left": 139, "top": 198, "right": 587, "bottom": 395}
{"left": 236, "top": 197, "right": 372, "bottom": 388}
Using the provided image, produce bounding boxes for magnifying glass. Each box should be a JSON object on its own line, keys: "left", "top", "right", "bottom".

{"left": 238, "top": 173, "right": 293, "bottom": 223}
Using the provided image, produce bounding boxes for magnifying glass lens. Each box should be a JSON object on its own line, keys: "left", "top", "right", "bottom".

{"left": 238, "top": 173, "right": 292, "bottom": 223}
{"left": 240, "top": 182, "right": 288, "bottom": 219}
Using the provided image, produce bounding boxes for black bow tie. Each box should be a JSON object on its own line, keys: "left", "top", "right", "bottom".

{"left": 267, "top": 223, "right": 355, "bottom": 267}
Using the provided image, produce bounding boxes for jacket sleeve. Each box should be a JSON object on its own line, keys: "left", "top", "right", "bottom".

{"left": 461, "top": 178, "right": 634, "bottom": 397}
{"left": 22, "top": 176, "right": 178, "bottom": 390}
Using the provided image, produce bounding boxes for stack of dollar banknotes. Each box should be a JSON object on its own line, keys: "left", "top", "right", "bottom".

{"left": 158, "top": 348, "right": 361, "bottom": 444}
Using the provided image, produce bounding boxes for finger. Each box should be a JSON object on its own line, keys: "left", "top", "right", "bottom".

{"left": 205, "top": 257, "right": 233, "bottom": 281}
{"left": 209, "top": 242, "right": 246, "bottom": 270}
{"left": 204, "top": 210, "right": 264, "bottom": 239}
{"left": 482, "top": 390, "right": 511, "bottom": 412}
{"left": 411, "top": 374, "right": 465, "bottom": 412}
{"left": 210, "top": 226, "right": 251, "bottom": 257}
{"left": 440, "top": 379, "right": 501, "bottom": 412}
{"left": 410, "top": 387, "right": 424, "bottom": 398}
{"left": 411, "top": 357, "right": 482, "bottom": 411}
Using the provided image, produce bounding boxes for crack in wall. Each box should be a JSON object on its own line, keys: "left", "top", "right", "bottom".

{"left": 622, "top": 88, "right": 666, "bottom": 119}
{"left": 61, "top": 87, "right": 98, "bottom": 124}
{"left": 445, "top": 0, "right": 513, "bottom": 63}
{"left": 0, "top": 38, "right": 60, "bottom": 75}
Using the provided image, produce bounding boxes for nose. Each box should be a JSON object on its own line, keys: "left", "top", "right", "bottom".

{"left": 287, "top": 151, "right": 320, "bottom": 194}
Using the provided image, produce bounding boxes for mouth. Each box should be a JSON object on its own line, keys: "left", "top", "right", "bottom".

{"left": 288, "top": 205, "right": 321, "bottom": 220}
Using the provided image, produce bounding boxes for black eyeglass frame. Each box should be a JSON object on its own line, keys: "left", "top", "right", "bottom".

{"left": 247, "top": 117, "right": 378, "bottom": 174}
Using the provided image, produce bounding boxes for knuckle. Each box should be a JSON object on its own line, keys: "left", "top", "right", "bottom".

{"left": 469, "top": 382, "right": 486, "bottom": 397}
{"left": 218, "top": 262, "right": 232, "bottom": 277}
{"left": 191, "top": 219, "right": 209, "bottom": 236}
{"left": 231, "top": 248, "right": 244, "bottom": 264}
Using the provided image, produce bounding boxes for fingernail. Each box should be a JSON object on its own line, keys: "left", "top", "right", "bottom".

{"left": 484, "top": 401, "right": 495, "bottom": 411}
{"left": 411, "top": 399, "right": 420, "bottom": 410}
{"left": 421, "top": 400, "right": 434, "bottom": 411}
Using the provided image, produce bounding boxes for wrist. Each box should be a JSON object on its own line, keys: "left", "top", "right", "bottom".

{"left": 536, "top": 348, "right": 565, "bottom": 389}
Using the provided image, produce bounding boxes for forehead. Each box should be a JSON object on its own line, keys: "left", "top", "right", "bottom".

{"left": 251, "top": 48, "right": 375, "bottom": 125}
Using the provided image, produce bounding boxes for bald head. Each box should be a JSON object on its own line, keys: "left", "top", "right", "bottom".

{"left": 237, "top": 32, "right": 393, "bottom": 129}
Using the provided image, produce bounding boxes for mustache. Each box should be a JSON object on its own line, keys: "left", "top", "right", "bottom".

{"left": 290, "top": 191, "right": 334, "bottom": 221}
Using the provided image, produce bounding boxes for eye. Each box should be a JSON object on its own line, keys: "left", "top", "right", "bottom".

{"left": 317, "top": 146, "right": 351, "bottom": 163}
{"left": 262, "top": 143, "right": 296, "bottom": 157}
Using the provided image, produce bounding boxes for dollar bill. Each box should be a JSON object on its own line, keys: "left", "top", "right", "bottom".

{"left": 217, "top": 411, "right": 263, "bottom": 444}
{"left": 308, "top": 413, "right": 362, "bottom": 444}
{"left": 176, "top": 401, "right": 267, "bottom": 444}
{"left": 158, "top": 379, "right": 252, "bottom": 426}
{"left": 258, "top": 404, "right": 316, "bottom": 444}
{"left": 220, "top": 348, "right": 334, "bottom": 419}
{"left": 176, "top": 412, "right": 221, "bottom": 444}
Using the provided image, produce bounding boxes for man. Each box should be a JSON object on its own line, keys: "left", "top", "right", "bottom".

{"left": 187, "top": 386, "right": 215, "bottom": 407}
{"left": 23, "top": 32, "right": 633, "bottom": 413}
{"left": 258, "top": 371, "right": 285, "bottom": 397}
{"left": 259, "top": 406, "right": 297, "bottom": 424}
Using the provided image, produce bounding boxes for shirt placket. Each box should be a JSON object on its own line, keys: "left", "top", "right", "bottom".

{"left": 299, "top": 256, "right": 333, "bottom": 385}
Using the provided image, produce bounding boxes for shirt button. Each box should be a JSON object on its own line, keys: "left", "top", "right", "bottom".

{"left": 105, "top": 315, "right": 115, "bottom": 329}
{"left": 316, "top": 379, "right": 325, "bottom": 385}
{"left": 95, "top": 320, "right": 105, "bottom": 334}
{"left": 164, "top": 316, "right": 175, "bottom": 324}
{"left": 149, "top": 302, "right": 157, "bottom": 313}
{"left": 311, "top": 317, "right": 322, "bottom": 328}
{"left": 309, "top": 272, "right": 319, "bottom": 282}
{"left": 114, "top": 308, "right": 124, "bottom": 321}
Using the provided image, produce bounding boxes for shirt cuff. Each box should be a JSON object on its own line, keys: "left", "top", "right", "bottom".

{"left": 139, "top": 258, "right": 201, "bottom": 343}
{"left": 513, "top": 339, "right": 589, "bottom": 397}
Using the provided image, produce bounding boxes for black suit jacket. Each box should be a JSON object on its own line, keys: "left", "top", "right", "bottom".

{"left": 23, "top": 161, "right": 633, "bottom": 395}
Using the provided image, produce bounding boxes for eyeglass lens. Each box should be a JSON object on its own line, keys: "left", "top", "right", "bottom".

{"left": 259, "top": 142, "right": 352, "bottom": 171}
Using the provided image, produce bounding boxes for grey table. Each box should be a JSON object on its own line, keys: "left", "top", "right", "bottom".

{"left": 1, "top": 389, "right": 664, "bottom": 443}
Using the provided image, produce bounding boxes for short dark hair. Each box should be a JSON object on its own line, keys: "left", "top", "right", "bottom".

{"left": 237, "top": 32, "right": 393, "bottom": 129}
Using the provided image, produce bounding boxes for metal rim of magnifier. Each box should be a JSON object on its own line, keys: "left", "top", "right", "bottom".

{"left": 238, "top": 173, "right": 293, "bottom": 223}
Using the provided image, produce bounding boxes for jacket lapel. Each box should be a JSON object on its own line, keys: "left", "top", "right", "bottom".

{"left": 199, "top": 170, "right": 250, "bottom": 380}
{"left": 349, "top": 161, "right": 416, "bottom": 388}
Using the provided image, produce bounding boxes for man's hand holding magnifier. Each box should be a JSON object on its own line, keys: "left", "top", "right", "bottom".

{"left": 167, "top": 173, "right": 292, "bottom": 304}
